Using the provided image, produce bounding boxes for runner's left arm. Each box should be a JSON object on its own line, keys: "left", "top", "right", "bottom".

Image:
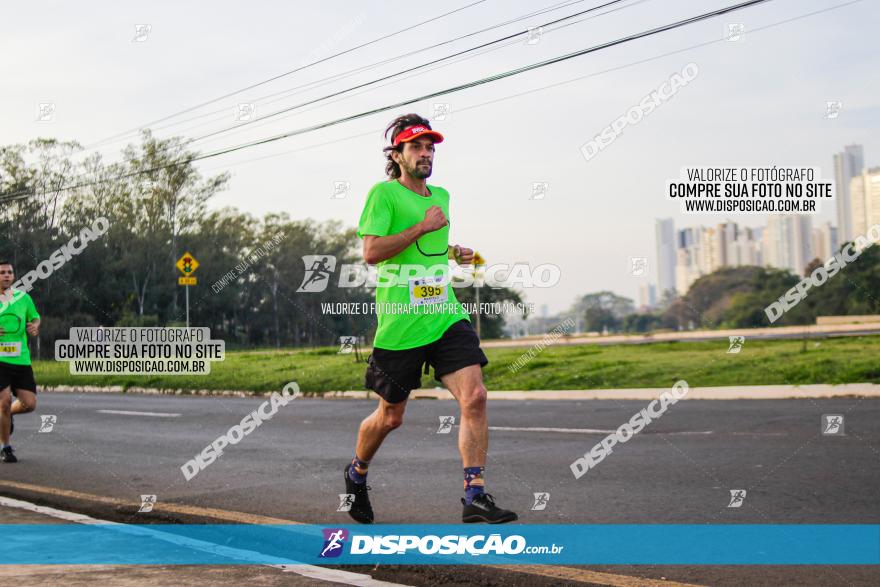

{"left": 25, "top": 296, "right": 40, "bottom": 336}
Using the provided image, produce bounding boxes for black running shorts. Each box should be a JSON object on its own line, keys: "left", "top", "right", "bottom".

{"left": 0, "top": 361, "right": 38, "bottom": 395}
{"left": 365, "top": 319, "right": 488, "bottom": 404}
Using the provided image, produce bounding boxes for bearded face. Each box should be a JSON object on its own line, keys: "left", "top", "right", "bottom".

{"left": 395, "top": 138, "right": 435, "bottom": 179}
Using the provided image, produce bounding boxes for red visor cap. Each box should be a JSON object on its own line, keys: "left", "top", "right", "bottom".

{"left": 392, "top": 124, "right": 445, "bottom": 147}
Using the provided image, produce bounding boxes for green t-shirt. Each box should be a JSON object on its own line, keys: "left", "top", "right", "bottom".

{"left": 357, "top": 180, "right": 470, "bottom": 350}
{"left": 0, "top": 290, "right": 40, "bottom": 366}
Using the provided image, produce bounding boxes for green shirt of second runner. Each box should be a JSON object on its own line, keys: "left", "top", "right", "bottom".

{"left": 0, "top": 290, "right": 40, "bottom": 366}
{"left": 357, "top": 180, "right": 470, "bottom": 350}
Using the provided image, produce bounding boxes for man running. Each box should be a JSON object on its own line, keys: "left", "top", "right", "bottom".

{"left": 343, "top": 114, "right": 517, "bottom": 524}
{"left": 0, "top": 261, "right": 41, "bottom": 463}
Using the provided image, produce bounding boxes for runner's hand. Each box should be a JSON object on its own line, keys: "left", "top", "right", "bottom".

{"left": 0, "top": 326, "right": 4, "bottom": 336}
{"left": 421, "top": 206, "right": 448, "bottom": 233}
{"left": 26, "top": 322, "right": 39, "bottom": 337}
{"left": 454, "top": 245, "right": 474, "bottom": 265}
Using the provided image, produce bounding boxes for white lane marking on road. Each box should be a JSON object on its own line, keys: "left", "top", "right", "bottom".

{"left": 0, "top": 496, "right": 410, "bottom": 587}
{"left": 489, "top": 426, "right": 714, "bottom": 435}
{"left": 271, "top": 564, "right": 411, "bottom": 585}
{"left": 0, "top": 495, "right": 99, "bottom": 524}
{"left": 490, "top": 563, "right": 708, "bottom": 586}
{"left": 96, "top": 410, "right": 181, "bottom": 418}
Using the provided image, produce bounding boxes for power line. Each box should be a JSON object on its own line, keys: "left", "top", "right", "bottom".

{"left": 130, "top": 2, "right": 626, "bottom": 172}
{"left": 148, "top": 0, "right": 780, "bottom": 157}
{"left": 185, "top": 0, "right": 648, "bottom": 153}
{"left": 173, "top": 0, "right": 634, "bottom": 149}
{"left": 138, "top": 0, "right": 874, "bottom": 177}
{"left": 83, "top": 0, "right": 489, "bottom": 149}
{"left": 53, "top": 0, "right": 641, "bottom": 191}
{"left": 90, "top": 0, "right": 634, "bottom": 164}
{"left": 83, "top": 0, "right": 593, "bottom": 152}
{"left": 2, "top": 0, "right": 775, "bottom": 204}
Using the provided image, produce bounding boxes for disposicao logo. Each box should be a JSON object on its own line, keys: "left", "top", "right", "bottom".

{"left": 317, "top": 530, "right": 533, "bottom": 557}
{"left": 319, "top": 528, "right": 349, "bottom": 558}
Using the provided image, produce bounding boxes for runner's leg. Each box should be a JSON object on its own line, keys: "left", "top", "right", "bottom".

{"left": 344, "top": 396, "right": 407, "bottom": 523}
{"left": 442, "top": 363, "right": 517, "bottom": 522}
{"left": 440, "top": 364, "right": 487, "bottom": 467}
{"left": 0, "top": 388, "right": 11, "bottom": 445}
{"left": 355, "top": 396, "right": 408, "bottom": 462}
{"left": 11, "top": 389, "right": 36, "bottom": 416}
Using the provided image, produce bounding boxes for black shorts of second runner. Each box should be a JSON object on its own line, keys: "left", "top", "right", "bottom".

{"left": 365, "top": 319, "right": 488, "bottom": 404}
{"left": 0, "top": 361, "right": 38, "bottom": 395}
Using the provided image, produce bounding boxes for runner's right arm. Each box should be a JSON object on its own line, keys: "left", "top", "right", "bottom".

{"left": 363, "top": 206, "right": 447, "bottom": 264}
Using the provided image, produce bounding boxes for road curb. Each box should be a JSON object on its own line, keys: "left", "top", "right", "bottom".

{"left": 482, "top": 322, "right": 880, "bottom": 348}
{"left": 40, "top": 383, "right": 880, "bottom": 400}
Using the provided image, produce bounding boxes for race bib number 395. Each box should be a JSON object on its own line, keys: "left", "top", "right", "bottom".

{"left": 409, "top": 276, "right": 448, "bottom": 306}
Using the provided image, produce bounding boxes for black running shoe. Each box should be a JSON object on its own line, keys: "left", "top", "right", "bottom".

{"left": 461, "top": 493, "right": 518, "bottom": 524}
{"left": 1, "top": 446, "right": 17, "bottom": 463}
{"left": 343, "top": 463, "right": 374, "bottom": 524}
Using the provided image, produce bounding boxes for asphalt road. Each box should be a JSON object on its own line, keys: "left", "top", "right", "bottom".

{"left": 2, "top": 392, "right": 879, "bottom": 586}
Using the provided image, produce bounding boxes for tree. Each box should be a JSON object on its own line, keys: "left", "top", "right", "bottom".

{"left": 567, "top": 291, "right": 634, "bottom": 333}
{"left": 622, "top": 313, "right": 662, "bottom": 333}
{"left": 113, "top": 131, "right": 229, "bottom": 318}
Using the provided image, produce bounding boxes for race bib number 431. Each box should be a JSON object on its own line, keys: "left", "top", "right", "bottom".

{"left": 0, "top": 342, "right": 22, "bottom": 357}
{"left": 409, "top": 276, "right": 449, "bottom": 306}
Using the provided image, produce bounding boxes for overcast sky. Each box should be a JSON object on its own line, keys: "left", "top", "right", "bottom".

{"left": 2, "top": 0, "right": 877, "bottom": 314}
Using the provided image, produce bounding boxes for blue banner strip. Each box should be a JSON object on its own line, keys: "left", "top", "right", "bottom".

{"left": 2, "top": 524, "right": 878, "bottom": 565}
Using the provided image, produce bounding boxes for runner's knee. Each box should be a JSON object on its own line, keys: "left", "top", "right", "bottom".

{"left": 0, "top": 393, "right": 11, "bottom": 412}
{"left": 459, "top": 384, "right": 487, "bottom": 416}
{"left": 380, "top": 404, "right": 405, "bottom": 432}
{"left": 382, "top": 412, "right": 404, "bottom": 432}
{"left": 16, "top": 395, "right": 36, "bottom": 412}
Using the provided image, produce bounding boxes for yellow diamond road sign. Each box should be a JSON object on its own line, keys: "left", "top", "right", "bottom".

{"left": 176, "top": 252, "right": 199, "bottom": 275}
